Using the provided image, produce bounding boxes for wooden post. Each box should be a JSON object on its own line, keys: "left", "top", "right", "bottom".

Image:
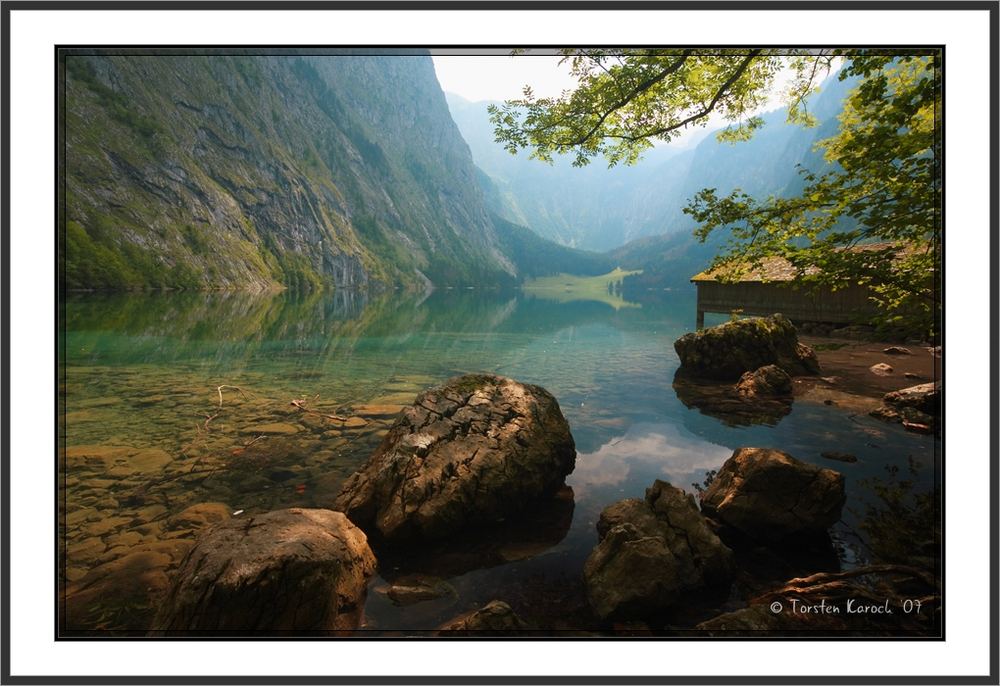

{"left": 696, "top": 309, "right": 705, "bottom": 330}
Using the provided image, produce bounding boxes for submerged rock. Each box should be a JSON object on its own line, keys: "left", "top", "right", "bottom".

{"left": 334, "top": 373, "right": 576, "bottom": 541}
{"left": 437, "top": 600, "right": 532, "bottom": 634}
{"left": 674, "top": 314, "right": 820, "bottom": 380}
{"left": 583, "top": 480, "right": 734, "bottom": 621}
{"left": 700, "top": 448, "right": 845, "bottom": 542}
{"left": 734, "top": 364, "right": 793, "bottom": 397}
{"left": 165, "top": 502, "right": 231, "bottom": 532}
{"left": 673, "top": 364, "right": 793, "bottom": 427}
{"left": 820, "top": 451, "right": 858, "bottom": 464}
{"left": 386, "top": 575, "right": 455, "bottom": 606}
{"left": 151, "top": 508, "right": 376, "bottom": 633}
{"left": 63, "top": 540, "right": 195, "bottom": 632}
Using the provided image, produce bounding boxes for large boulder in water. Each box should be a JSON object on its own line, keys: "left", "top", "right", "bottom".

{"left": 700, "top": 448, "right": 845, "bottom": 542}
{"left": 334, "top": 373, "right": 576, "bottom": 541}
{"left": 674, "top": 314, "right": 820, "bottom": 380}
{"left": 151, "top": 508, "right": 376, "bottom": 633}
{"left": 583, "top": 480, "right": 735, "bottom": 620}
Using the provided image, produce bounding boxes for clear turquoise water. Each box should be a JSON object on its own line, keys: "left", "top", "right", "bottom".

{"left": 61, "top": 287, "right": 939, "bottom": 633}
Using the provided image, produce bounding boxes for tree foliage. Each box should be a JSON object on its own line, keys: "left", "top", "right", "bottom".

{"left": 491, "top": 49, "right": 941, "bottom": 337}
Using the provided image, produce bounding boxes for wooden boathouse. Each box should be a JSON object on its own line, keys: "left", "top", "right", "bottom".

{"left": 691, "top": 255, "right": 879, "bottom": 329}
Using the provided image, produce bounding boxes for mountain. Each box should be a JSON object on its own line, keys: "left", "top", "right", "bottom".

{"left": 446, "top": 92, "right": 684, "bottom": 251}
{"left": 63, "top": 51, "right": 557, "bottom": 291}
{"left": 610, "top": 70, "right": 860, "bottom": 291}
{"left": 446, "top": 70, "right": 857, "bottom": 256}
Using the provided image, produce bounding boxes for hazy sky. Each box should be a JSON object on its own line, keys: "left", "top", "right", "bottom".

{"left": 432, "top": 53, "right": 837, "bottom": 149}
{"left": 432, "top": 53, "right": 576, "bottom": 102}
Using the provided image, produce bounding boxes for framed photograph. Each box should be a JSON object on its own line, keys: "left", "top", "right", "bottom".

{"left": 2, "top": 2, "right": 996, "bottom": 684}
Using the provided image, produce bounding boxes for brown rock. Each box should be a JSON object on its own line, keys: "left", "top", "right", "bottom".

{"left": 882, "top": 382, "right": 940, "bottom": 416}
{"left": 883, "top": 346, "right": 912, "bottom": 355}
{"left": 700, "top": 448, "right": 846, "bottom": 542}
{"left": 152, "top": 508, "right": 376, "bottom": 633}
{"left": 334, "top": 374, "right": 576, "bottom": 541}
{"left": 584, "top": 480, "right": 734, "bottom": 620}
{"left": 438, "top": 600, "right": 531, "bottom": 634}
{"left": 386, "top": 575, "right": 455, "bottom": 606}
{"left": 869, "top": 363, "right": 894, "bottom": 376}
{"left": 734, "top": 364, "right": 793, "bottom": 398}
{"left": 870, "top": 382, "right": 939, "bottom": 433}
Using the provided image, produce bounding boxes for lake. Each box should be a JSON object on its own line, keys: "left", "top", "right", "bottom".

{"left": 60, "top": 286, "right": 939, "bottom": 634}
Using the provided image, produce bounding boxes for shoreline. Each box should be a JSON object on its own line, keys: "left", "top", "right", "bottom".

{"left": 794, "top": 336, "right": 940, "bottom": 414}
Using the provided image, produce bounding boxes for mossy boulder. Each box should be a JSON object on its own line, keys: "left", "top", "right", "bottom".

{"left": 674, "top": 314, "right": 820, "bottom": 380}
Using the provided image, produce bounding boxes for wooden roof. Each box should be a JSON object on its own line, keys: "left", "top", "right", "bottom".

{"left": 690, "top": 242, "right": 920, "bottom": 284}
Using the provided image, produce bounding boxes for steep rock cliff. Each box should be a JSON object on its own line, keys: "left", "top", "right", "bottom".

{"left": 63, "top": 50, "right": 516, "bottom": 290}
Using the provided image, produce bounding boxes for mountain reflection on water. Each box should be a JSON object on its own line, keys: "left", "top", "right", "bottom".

{"left": 61, "top": 286, "right": 939, "bottom": 634}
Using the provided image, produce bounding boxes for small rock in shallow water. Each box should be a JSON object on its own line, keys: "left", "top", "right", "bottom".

{"left": 869, "top": 382, "right": 939, "bottom": 433}
{"left": 386, "top": 575, "right": 455, "bottom": 606}
{"left": 883, "top": 346, "right": 912, "bottom": 355}
{"left": 869, "top": 363, "right": 894, "bottom": 376}
{"left": 437, "top": 600, "right": 532, "bottom": 634}
{"left": 820, "top": 451, "right": 858, "bottom": 464}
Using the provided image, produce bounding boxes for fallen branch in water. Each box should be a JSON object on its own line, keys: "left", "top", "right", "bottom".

{"left": 217, "top": 384, "right": 251, "bottom": 408}
{"left": 290, "top": 397, "right": 349, "bottom": 421}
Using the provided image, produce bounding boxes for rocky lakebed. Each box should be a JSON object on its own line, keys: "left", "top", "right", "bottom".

{"left": 60, "top": 304, "right": 941, "bottom": 637}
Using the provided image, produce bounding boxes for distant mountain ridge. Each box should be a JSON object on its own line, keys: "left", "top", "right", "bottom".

{"left": 446, "top": 71, "right": 857, "bottom": 261}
